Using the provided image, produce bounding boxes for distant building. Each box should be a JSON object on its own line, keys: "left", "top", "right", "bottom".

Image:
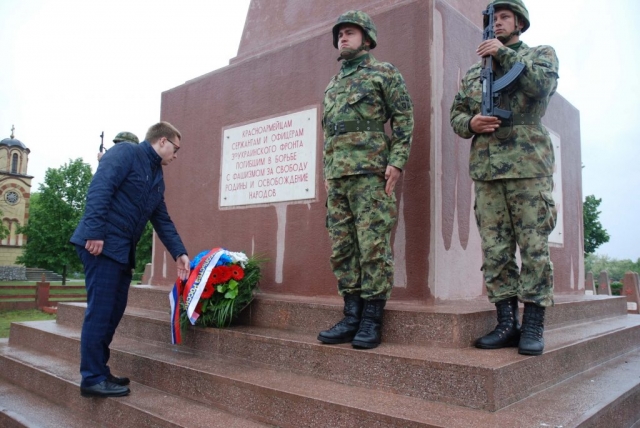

{"left": 0, "top": 126, "right": 32, "bottom": 266}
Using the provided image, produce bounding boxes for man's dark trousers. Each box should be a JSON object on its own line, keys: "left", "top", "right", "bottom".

{"left": 76, "top": 246, "right": 132, "bottom": 388}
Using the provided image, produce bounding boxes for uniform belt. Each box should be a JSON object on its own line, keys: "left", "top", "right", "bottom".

{"left": 500, "top": 113, "right": 541, "bottom": 127}
{"left": 328, "top": 120, "right": 385, "bottom": 136}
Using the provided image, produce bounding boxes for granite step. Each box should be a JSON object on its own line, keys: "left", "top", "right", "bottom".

{"left": 17, "top": 305, "right": 640, "bottom": 411}
{"left": 4, "top": 321, "right": 640, "bottom": 427}
{"left": 0, "top": 339, "right": 270, "bottom": 428}
{"left": 126, "top": 285, "right": 628, "bottom": 347}
{"left": 0, "top": 376, "right": 90, "bottom": 428}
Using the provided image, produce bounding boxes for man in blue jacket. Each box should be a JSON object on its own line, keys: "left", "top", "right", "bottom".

{"left": 70, "top": 121, "right": 190, "bottom": 397}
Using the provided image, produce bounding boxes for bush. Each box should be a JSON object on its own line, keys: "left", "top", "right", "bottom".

{"left": 132, "top": 272, "right": 143, "bottom": 281}
{"left": 611, "top": 281, "right": 623, "bottom": 296}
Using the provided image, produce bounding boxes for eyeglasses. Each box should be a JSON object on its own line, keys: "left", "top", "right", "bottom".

{"left": 166, "top": 138, "right": 180, "bottom": 154}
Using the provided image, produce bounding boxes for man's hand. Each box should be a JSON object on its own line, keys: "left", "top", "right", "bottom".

{"left": 85, "top": 239, "right": 104, "bottom": 256}
{"left": 176, "top": 254, "right": 190, "bottom": 281}
{"left": 384, "top": 165, "right": 401, "bottom": 196}
{"left": 470, "top": 114, "right": 501, "bottom": 134}
{"left": 477, "top": 38, "right": 504, "bottom": 58}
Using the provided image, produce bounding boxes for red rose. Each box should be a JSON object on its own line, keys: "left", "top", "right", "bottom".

{"left": 230, "top": 265, "right": 245, "bottom": 281}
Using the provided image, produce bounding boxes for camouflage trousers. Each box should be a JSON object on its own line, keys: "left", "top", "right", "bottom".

{"left": 474, "top": 176, "right": 557, "bottom": 307}
{"left": 326, "top": 174, "right": 397, "bottom": 300}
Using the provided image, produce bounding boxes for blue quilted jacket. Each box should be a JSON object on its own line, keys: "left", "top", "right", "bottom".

{"left": 70, "top": 141, "right": 187, "bottom": 265}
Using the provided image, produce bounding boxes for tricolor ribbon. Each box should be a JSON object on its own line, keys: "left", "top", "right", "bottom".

{"left": 169, "top": 247, "right": 223, "bottom": 344}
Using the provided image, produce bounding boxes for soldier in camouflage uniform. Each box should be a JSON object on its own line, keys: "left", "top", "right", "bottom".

{"left": 317, "top": 10, "right": 414, "bottom": 349}
{"left": 97, "top": 131, "right": 140, "bottom": 161}
{"left": 450, "top": 0, "right": 558, "bottom": 355}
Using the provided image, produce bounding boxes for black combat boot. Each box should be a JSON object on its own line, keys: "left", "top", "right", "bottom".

{"left": 317, "top": 294, "right": 364, "bottom": 344}
{"left": 352, "top": 299, "right": 386, "bottom": 349}
{"left": 475, "top": 296, "right": 521, "bottom": 349}
{"left": 518, "top": 303, "right": 546, "bottom": 356}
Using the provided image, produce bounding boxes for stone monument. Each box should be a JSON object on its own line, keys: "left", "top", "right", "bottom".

{"left": 149, "top": 0, "right": 584, "bottom": 304}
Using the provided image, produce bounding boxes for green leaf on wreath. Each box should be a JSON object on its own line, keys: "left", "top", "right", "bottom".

{"left": 225, "top": 288, "right": 238, "bottom": 299}
{"left": 216, "top": 285, "right": 226, "bottom": 293}
{"left": 229, "top": 279, "right": 238, "bottom": 290}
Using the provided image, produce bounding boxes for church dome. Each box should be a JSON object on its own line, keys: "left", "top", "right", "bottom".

{"left": 0, "top": 137, "right": 28, "bottom": 150}
{"left": 1, "top": 127, "right": 29, "bottom": 152}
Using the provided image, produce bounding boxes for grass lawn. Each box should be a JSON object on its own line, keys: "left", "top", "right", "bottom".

{"left": 0, "top": 309, "right": 56, "bottom": 338}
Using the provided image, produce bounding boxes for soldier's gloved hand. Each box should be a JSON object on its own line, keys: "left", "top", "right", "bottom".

{"left": 470, "top": 114, "right": 501, "bottom": 134}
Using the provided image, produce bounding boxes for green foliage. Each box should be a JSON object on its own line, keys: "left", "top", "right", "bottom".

{"left": 135, "top": 222, "right": 153, "bottom": 274}
{"left": 585, "top": 253, "right": 640, "bottom": 282}
{"left": 17, "top": 159, "right": 92, "bottom": 282}
{"left": 583, "top": 195, "right": 610, "bottom": 255}
{"left": 611, "top": 281, "right": 623, "bottom": 296}
{"left": 0, "top": 209, "right": 9, "bottom": 241}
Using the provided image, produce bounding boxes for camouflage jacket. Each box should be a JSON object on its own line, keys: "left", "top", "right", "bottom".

{"left": 450, "top": 42, "right": 559, "bottom": 180}
{"left": 323, "top": 54, "right": 414, "bottom": 179}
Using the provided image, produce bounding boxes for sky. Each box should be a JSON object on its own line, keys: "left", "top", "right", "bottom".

{"left": 0, "top": 0, "right": 639, "bottom": 261}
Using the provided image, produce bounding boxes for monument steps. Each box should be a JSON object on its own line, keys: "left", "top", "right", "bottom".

{"left": 43, "top": 300, "right": 640, "bottom": 411}
{"left": 3, "top": 316, "right": 640, "bottom": 426}
{"left": 126, "top": 286, "right": 628, "bottom": 347}
{"left": 0, "top": 338, "right": 269, "bottom": 428}
{"left": 0, "top": 376, "right": 90, "bottom": 428}
{"left": 1, "top": 287, "right": 640, "bottom": 426}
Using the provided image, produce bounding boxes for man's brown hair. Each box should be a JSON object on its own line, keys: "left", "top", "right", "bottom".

{"left": 145, "top": 121, "right": 182, "bottom": 143}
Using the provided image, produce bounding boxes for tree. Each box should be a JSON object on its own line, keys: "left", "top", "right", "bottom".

{"left": 135, "top": 222, "right": 153, "bottom": 275}
{"left": 18, "top": 159, "right": 92, "bottom": 284}
{"left": 584, "top": 253, "right": 635, "bottom": 282}
{"left": 0, "top": 209, "right": 9, "bottom": 241}
{"left": 583, "top": 195, "right": 610, "bottom": 255}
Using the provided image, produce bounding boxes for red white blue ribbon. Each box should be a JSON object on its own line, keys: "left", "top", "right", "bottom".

{"left": 169, "top": 280, "right": 183, "bottom": 344}
{"left": 169, "top": 247, "right": 223, "bottom": 344}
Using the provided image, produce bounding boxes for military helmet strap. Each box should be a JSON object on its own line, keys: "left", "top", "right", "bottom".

{"left": 337, "top": 41, "right": 370, "bottom": 61}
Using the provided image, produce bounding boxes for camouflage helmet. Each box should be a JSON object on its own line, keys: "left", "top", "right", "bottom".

{"left": 485, "top": 0, "right": 530, "bottom": 33}
{"left": 113, "top": 131, "right": 139, "bottom": 144}
{"left": 332, "top": 10, "right": 377, "bottom": 49}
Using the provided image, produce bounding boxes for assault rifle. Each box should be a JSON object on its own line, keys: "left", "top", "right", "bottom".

{"left": 99, "top": 131, "right": 105, "bottom": 153}
{"left": 480, "top": 4, "right": 525, "bottom": 121}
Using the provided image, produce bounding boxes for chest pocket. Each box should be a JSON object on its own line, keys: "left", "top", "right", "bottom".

{"left": 323, "top": 82, "right": 343, "bottom": 124}
{"left": 346, "top": 84, "right": 377, "bottom": 120}
{"left": 347, "top": 89, "right": 370, "bottom": 105}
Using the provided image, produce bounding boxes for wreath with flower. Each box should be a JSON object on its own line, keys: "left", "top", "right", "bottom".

{"left": 169, "top": 248, "right": 263, "bottom": 344}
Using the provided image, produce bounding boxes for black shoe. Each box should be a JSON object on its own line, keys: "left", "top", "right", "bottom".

{"left": 352, "top": 299, "right": 386, "bottom": 349}
{"left": 80, "top": 380, "right": 130, "bottom": 398}
{"left": 318, "top": 294, "right": 364, "bottom": 344}
{"left": 519, "top": 303, "right": 546, "bottom": 356}
{"left": 475, "top": 297, "right": 521, "bottom": 349}
{"left": 107, "top": 374, "right": 130, "bottom": 386}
